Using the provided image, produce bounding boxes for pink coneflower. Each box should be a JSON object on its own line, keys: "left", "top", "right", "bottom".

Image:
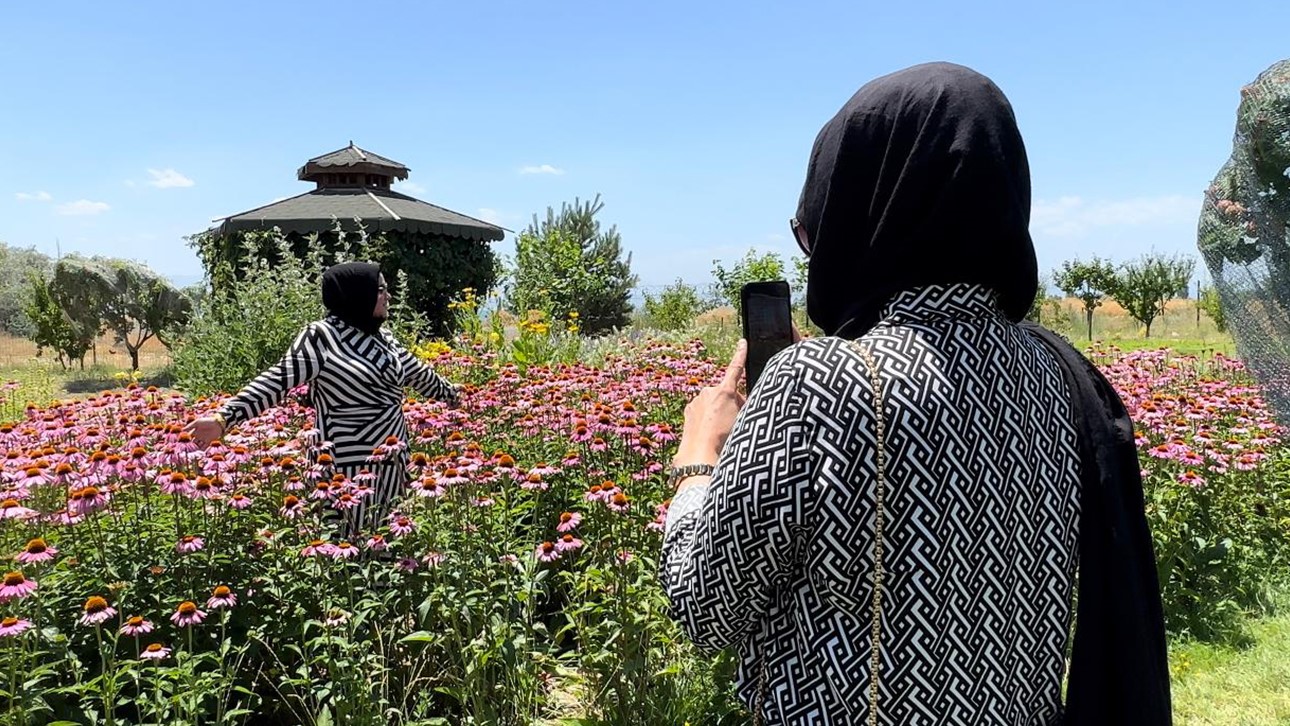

{"left": 366, "top": 535, "right": 388, "bottom": 552}
{"left": 0, "top": 616, "right": 33, "bottom": 637}
{"left": 0, "top": 571, "right": 38, "bottom": 600}
{"left": 556, "top": 512, "right": 582, "bottom": 533}
{"left": 617, "top": 550, "right": 635, "bottom": 564}
{"left": 170, "top": 601, "right": 206, "bottom": 627}
{"left": 279, "top": 495, "right": 304, "bottom": 518}
{"left": 607, "top": 491, "right": 631, "bottom": 514}
{"left": 70, "top": 485, "right": 109, "bottom": 515}
{"left": 499, "top": 553, "right": 520, "bottom": 567}
{"left": 589, "top": 437, "right": 608, "bottom": 453}
{"left": 353, "top": 469, "right": 377, "bottom": 485}
{"left": 309, "top": 482, "right": 333, "bottom": 501}
{"left": 412, "top": 478, "right": 445, "bottom": 498}
{"left": 0, "top": 497, "right": 35, "bottom": 520}
{"left": 561, "top": 451, "right": 582, "bottom": 467}
{"left": 330, "top": 542, "right": 360, "bottom": 559}
{"left": 555, "top": 534, "right": 583, "bottom": 553}
{"left": 332, "top": 493, "right": 360, "bottom": 511}
{"left": 206, "top": 585, "right": 237, "bottom": 610}
{"left": 520, "top": 472, "right": 549, "bottom": 492}
{"left": 139, "top": 643, "right": 171, "bottom": 660}
{"left": 79, "top": 596, "right": 118, "bottom": 626}
{"left": 301, "top": 539, "right": 335, "bottom": 557}
{"left": 228, "top": 493, "right": 253, "bottom": 510}
{"left": 120, "top": 616, "right": 154, "bottom": 636}
{"left": 160, "top": 471, "right": 190, "bottom": 495}
{"left": 395, "top": 556, "right": 419, "bottom": 572}
{"left": 535, "top": 542, "right": 561, "bottom": 563}
{"left": 176, "top": 535, "right": 205, "bottom": 554}
{"left": 324, "top": 609, "right": 349, "bottom": 627}
{"left": 1178, "top": 470, "right": 1207, "bottom": 488}
{"left": 437, "top": 468, "right": 470, "bottom": 487}
{"left": 16, "top": 537, "right": 58, "bottom": 564}
{"left": 422, "top": 551, "right": 446, "bottom": 568}
{"left": 389, "top": 515, "right": 415, "bottom": 536}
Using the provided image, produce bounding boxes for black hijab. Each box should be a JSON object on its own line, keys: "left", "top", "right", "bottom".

{"left": 321, "top": 262, "right": 383, "bottom": 335}
{"left": 795, "top": 61, "right": 1037, "bottom": 337}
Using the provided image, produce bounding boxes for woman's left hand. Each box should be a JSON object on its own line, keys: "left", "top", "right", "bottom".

{"left": 674, "top": 340, "right": 747, "bottom": 466}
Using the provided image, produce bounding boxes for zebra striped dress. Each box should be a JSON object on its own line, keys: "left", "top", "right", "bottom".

{"left": 217, "top": 315, "right": 458, "bottom": 536}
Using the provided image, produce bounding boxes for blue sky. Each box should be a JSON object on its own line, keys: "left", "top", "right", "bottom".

{"left": 3, "top": 1, "right": 1288, "bottom": 294}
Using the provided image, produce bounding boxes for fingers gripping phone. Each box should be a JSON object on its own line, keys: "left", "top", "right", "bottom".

{"left": 740, "top": 281, "right": 794, "bottom": 391}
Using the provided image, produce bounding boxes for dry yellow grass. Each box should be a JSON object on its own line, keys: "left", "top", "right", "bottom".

{"left": 0, "top": 333, "right": 171, "bottom": 369}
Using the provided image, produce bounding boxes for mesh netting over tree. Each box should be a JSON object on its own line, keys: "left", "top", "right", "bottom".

{"left": 1199, "top": 59, "right": 1290, "bottom": 422}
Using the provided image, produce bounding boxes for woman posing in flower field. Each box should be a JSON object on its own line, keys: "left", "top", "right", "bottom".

{"left": 661, "top": 62, "right": 1171, "bottom": 725}
{"left": 185, "top": 261, "right": 460, "bottom": 537}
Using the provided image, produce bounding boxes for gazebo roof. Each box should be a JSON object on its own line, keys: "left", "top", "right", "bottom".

{"left": 215, "top": 188, "right": 506, "bottom": 241}
{"left": 212, "top": 143, "right": 506, "bottom": 241}
{"left": 297, "top": 142, "right": 410, "bottom": 183}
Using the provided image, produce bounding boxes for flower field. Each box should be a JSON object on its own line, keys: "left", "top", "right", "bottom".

{"left": 1, "top": 338, "right": 1289, "bottom": 725}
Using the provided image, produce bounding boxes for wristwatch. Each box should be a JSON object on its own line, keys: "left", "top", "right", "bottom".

{"left": 666, "top": 463, "right": 715, "bottom": 489}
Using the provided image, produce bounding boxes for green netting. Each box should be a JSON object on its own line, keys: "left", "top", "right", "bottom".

{"left": 1198, "top": 59, "right": 1290, "bottom": 421}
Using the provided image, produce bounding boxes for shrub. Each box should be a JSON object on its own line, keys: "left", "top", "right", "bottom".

{"left": 642, "top": 279, "right": 708, "bottom": 331}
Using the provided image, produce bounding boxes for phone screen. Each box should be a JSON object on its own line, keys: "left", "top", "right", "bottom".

{"left": 743, "top": 290, "right": 793, "bottom": 391}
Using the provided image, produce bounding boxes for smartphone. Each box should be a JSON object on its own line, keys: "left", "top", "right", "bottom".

{"left": 740, "top": 280, "right": 794, "bottom": 391}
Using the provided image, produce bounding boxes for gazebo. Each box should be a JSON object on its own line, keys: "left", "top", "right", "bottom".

{"left": 214, "top": 142, "right": 505, "bottom": 242}
{"left": 200, "top": 143, "right": 506, "bottom": 336}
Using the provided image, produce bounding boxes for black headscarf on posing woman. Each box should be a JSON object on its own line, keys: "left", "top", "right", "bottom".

{"left": 796, "top": 62, "right": 1172, "bottom": 724}
{"left": 321, "top": 262, "right": 384, "bottom": 335}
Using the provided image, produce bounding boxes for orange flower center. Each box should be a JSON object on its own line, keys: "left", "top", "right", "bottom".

{"left": 127, "top": 616, "right": 145, "bottom": 626}
{"left": 169, "top": 473, "right": 186, "bottom": 484}
{"left": 560, "top": 513, "right": 574, "bottom": 523}
{"left": 24, "top": 538, "right": 46, "bottom": 554}
{"left": 308, "top": 539, "right": 325, "bottom": 547}
{"left": 612, "top": 493, "right": 629, "bottom": 506}
{"left": 1, "top": 616, "right": 17, "bottom": 627}
{"left": 3, "top": 572, "right": 25, "bottom": 587}
{"left": 337, "top": 542, "right": 353, "bottom": 550}
{"left": 182, "top": 536, "right": 197, "bottom": 544}
{"left": 55, "top": 463, "right": 74, "bottom": 475}
{"left": 397, "top": 518, "right": 411, "bottom": 527}
{"left": 194, "top": 478, "right": 212, "bottom": 491}
{"left": 145, "top": 643, "right": 164, "bottom": 653}
{"left": 0, "top": 499, "right": 18, "bottom": 509}
{"left": 213, "top": 585, "right": 231, "bottom": 598}
{"left": 283, "top": 495, "right": 299, "bottom": 507}
{"left": 84, "top": 596, "right": 108, "bottom": 613}
{"left": 23, "top": 468, "right": 40, "bottom": 477}
{"left": 561, "top": 534, "right": 575, "bottom": 543}
{"left": 497, "top": 454, "right": 515, "bottom": 467}
{"left": 177, "top": 601, "right": 197, "bottom": 615}
{"left": 541, "top": 542, "right": 556, "bottom": 553}
{"left": 527, "top": 473, "right": 542, "bottom": 483}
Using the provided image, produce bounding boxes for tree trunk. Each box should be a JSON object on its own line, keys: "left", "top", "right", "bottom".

{"left": 128, "top": 345, "right": 140, "bottom": 372}
{"left": 1145, "top": 319, "right": 1153, "bottom": 338}
{"left": 1085, "top": 308, "right": 1094, "bottom": 341}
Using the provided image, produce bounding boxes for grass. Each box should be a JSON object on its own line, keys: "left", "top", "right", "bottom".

{"left": 1172, "top": 605, "right": 1290, "bottom": 725}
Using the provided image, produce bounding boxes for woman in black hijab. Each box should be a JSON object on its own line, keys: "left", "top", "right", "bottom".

{"left": 186, "top": 261, "right": 460, "bottom": 539}
{"left": 661, "top": 63, "right": 1170, "bottom": 724}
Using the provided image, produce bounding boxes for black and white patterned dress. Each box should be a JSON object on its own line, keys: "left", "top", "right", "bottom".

{"left": 217, "top": 315, "right": 458, "bottom": 535}
{"left": 662, "top": 284, "right": 1082, "bottom": 725}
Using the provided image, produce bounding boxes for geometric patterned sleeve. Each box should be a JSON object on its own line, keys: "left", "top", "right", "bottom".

{"left": 392, "top": 338, "right": 460, "bottom": 406}
{"left": 660, "top": 345, "right": 816, "bottom": 654}
{"left": 216, "top": 323, "right": 326, "bottom": 429}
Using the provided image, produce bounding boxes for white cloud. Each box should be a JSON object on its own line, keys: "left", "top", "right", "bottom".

{"left": 476, "top": 208, "right": 503, "bottom": 224}
{"left": 15, "top": 191, "right": 52, "bottom": 202}
{"left": 394, "top": 181, "right": 427, "bottom": 195}
{"left": 56, "top": 199, "right": 111, "bottom": 216}
{"left": 1030, "top": 195, "right": 1199, "bottom": 239}
{"left": 146, "top": 168, "right": 195, "bottom": 188}
{"left": 519, "top": 164, "right": 565, "bottom": 176}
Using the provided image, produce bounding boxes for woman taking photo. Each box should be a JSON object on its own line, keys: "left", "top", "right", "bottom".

{"left": 185, "top": 261, "right": 460, "bottom": 538}
{"left": 661, "top": 63, "right": 1170, "bottom": 725}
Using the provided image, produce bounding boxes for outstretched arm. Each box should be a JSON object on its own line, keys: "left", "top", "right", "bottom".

{"left": 393, "top": 338, "right": 460, "bottom": 407}
{"left": 187, "top": 324, "right": 326, "bottom": 446}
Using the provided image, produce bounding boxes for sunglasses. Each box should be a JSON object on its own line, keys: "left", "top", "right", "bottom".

{"left": 789, "top": 218, "right": 811, "bottom": 257}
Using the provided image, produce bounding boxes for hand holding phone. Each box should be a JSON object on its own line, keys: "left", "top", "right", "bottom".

{"left": 740, "top": 281, "right": 794, "bottom": 391}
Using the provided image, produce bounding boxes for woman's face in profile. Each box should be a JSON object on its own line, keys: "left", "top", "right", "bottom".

{"left": 373, "top": 275, "right": 390, "bottom": 319}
